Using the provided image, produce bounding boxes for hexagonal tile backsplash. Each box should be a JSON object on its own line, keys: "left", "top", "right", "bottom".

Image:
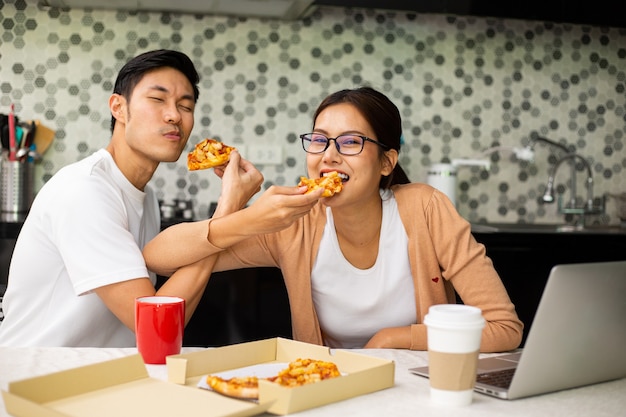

{"left": 1, "top": 2, "right": 625, "bottom": 224}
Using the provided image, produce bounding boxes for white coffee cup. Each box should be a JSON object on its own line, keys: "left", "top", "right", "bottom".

{"left": 424, "top": 304, "right": 485, "bottom": 406}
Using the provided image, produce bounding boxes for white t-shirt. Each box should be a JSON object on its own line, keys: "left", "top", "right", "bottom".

{"left": 0, "top": 149, "right": 159, "bottom": 347}
{"left": 311, "top": 189, "right": 417, "bottom": 348}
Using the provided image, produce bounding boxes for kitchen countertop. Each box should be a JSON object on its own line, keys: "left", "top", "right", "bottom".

{"left": 4, "top": 220, "right": 626, "bottom": 239}
{"left": 471, "top": 222, "right": 626, "bottom": 235}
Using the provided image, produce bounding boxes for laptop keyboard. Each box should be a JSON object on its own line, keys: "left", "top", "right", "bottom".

{"left": 476, "top": 368, "right": 516, "bottom": 389}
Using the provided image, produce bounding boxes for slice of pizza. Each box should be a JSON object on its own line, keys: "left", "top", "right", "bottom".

{"left": 298, "top": 171, "right": 343, "bottom": 197}
{"left": 205, "top": 375, "right": 260, "bottom": 400}
{"left": 268, "top": 358, "right": 341, "bottom": 387}
{"left": 187, "top": 138, "right": 235, "bottom": 171}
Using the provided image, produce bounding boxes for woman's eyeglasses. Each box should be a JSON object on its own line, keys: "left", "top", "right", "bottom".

{"left": 300, "top": 133, "right": 390, "bottom": 156}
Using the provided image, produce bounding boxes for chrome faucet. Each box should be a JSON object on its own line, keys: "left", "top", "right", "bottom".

{"left": 529, "top": 136, "right": 571, "bottom": 154}
{"left": 526, "top": 136, "right": 604, "bottom": 225}
{"left": 527, "top": 136, "right": 577, "bottom": 205}
{"left": 542, "top": 152, "right": 594, "bottom": 211}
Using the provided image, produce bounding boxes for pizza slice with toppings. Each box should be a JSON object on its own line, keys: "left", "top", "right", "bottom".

{"left": 187, "top": 138, "right": 235, "bottom": 170}
{"left": 298, "top": 171, "right": 344, "bottom": 197}
{"left": 267, "top": 358, "right": 341, "bottom": 387}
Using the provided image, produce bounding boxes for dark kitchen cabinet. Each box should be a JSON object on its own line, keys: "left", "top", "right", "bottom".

{"left": 5, "top": 217, "right": 624, "bottom": 349}
{"left": 0, "top": 221, "right": 23, "bottom": 297}
{"left": 157, "top": 267, "right": 292, "bottom": 347}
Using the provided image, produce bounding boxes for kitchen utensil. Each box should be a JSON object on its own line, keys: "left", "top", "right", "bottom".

{"left": 1, "top": 159, "right": 34, "bottom": 213}
{"left": 15, "top": 147, "right": 29, "bottom": 160}
{"left": 8, "top": 104, "right": 16, "bottom": 161}
{"left": 15, "top": 123, "right": 30, "bottom": 161}
{"left": 32, "top": 120, "right": 55, "bottom": 155}
{"left": 1, "top": 124, "right": 9, "bottom": 153}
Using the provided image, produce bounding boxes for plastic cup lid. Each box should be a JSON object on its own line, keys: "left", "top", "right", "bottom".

{"left": 424, "top": 304, "right": 485, "bottom": 329}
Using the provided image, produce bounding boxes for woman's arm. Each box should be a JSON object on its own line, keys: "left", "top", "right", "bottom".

{"left": 427, "top": 191, "right": 524, "bottom": 352}
{"left": 365, "top": 326, "right": 412, "bottom": 349}
{"left": 143, "top": 156, "right": 323, "bottom": 276}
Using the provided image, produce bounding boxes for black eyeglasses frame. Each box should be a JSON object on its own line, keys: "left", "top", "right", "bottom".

{"left": 299, "top": 133, "right": 390, "bottom": 156}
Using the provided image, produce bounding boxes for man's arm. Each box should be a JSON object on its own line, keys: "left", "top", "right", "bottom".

{"left": 94, "top": 151, "right": 262, "bottom": 332}
{"left": 94, "top": 255, "right": 218, "bottom": 330}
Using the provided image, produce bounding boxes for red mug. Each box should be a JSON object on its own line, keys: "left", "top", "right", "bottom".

{"left": 135, "top": 296, "right": 185, "bottom": 364}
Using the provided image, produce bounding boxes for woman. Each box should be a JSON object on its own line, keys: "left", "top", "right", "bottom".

{"left": 143, "top": 86, "right": 523, "bottom": 352}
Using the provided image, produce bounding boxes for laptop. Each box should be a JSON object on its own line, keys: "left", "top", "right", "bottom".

{"left": 410, "top": 260, "right": 626, "bottom": 400}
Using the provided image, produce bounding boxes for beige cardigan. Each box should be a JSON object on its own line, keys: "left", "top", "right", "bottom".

{"left": 209, "top": 183, "right": 523, "bottom": 352}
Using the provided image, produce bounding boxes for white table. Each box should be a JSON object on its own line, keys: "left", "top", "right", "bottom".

{"left": 1, "top": 346, "right": 624, "bottom": 417}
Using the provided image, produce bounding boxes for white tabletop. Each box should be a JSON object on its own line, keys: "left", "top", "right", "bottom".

{"left": 1, "top": 346, "right": 625, "bottom": 417}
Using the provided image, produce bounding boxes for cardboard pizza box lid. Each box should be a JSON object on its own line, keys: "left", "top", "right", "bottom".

{"left": 2, "top": 354, "right": 272, "bottom": 417}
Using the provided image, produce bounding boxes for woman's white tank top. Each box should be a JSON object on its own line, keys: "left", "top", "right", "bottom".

{"left": 311, "top": 189, "right": 417, "bottom": 348}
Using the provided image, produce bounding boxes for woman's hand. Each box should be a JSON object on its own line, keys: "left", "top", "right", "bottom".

{"left": 364, "top": 326, "right": 412, "bottom": 349}
{"left": 239, "top": 184, "right": 324, "bottom": 234}
{"left": 212, "top": 150, "right": 322, "bottom": 235}
{"left": 205, "top": 185, "right": 324, "bottom": 250}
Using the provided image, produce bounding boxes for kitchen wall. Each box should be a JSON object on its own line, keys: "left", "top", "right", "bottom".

{"left": 1, "top": 1, "right": 625, "bottom": 224}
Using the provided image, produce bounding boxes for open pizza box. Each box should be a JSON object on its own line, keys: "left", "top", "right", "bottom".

{"left": 166, "top": 337, "right": 395, "bottom": 415}
{"left": 1, "top": 353, "right": 272, "bottom": 417}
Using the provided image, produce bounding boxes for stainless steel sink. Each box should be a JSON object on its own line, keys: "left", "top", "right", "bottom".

{"left": 470, "top": 222, "right": 626, "bottom": 235}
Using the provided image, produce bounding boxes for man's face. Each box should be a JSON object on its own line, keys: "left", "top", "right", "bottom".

{"left": 116, "top": 67, "right": 196, "bottom": 164}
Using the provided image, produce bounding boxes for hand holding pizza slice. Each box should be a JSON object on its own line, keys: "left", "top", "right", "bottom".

{"left": 187, "top": 138, "right": 236, "bottom": 171}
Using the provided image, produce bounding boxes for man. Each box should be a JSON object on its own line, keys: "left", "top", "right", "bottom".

{"left": 0, "top": 49, "right": 263, "bottom": 347}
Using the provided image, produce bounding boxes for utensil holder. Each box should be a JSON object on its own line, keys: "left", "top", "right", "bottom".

{"left": 1, "top": 159, "right": 34, "bottom": 214}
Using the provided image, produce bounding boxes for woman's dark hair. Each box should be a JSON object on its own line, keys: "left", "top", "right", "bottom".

{"left": 312, "top": 86, "right": 410, "bottom": 188}
{"left": 110, "top": 49, "right": 200, "bottom": 133}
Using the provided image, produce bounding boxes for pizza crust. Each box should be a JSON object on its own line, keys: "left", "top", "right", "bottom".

{"left": 187, "top": 138, "right": 235, "bottom": 170}
{"left": 206, "top": 375, "right": 260, "bottom": 399}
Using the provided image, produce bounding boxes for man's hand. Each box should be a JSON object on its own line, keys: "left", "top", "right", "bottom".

{"left": 213, "top": 151, "right": 263, "bottom": 215}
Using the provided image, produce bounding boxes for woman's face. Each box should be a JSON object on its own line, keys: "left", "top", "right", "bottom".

{"left": 306, "top": 102, "right": 396, "bottom": 207}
